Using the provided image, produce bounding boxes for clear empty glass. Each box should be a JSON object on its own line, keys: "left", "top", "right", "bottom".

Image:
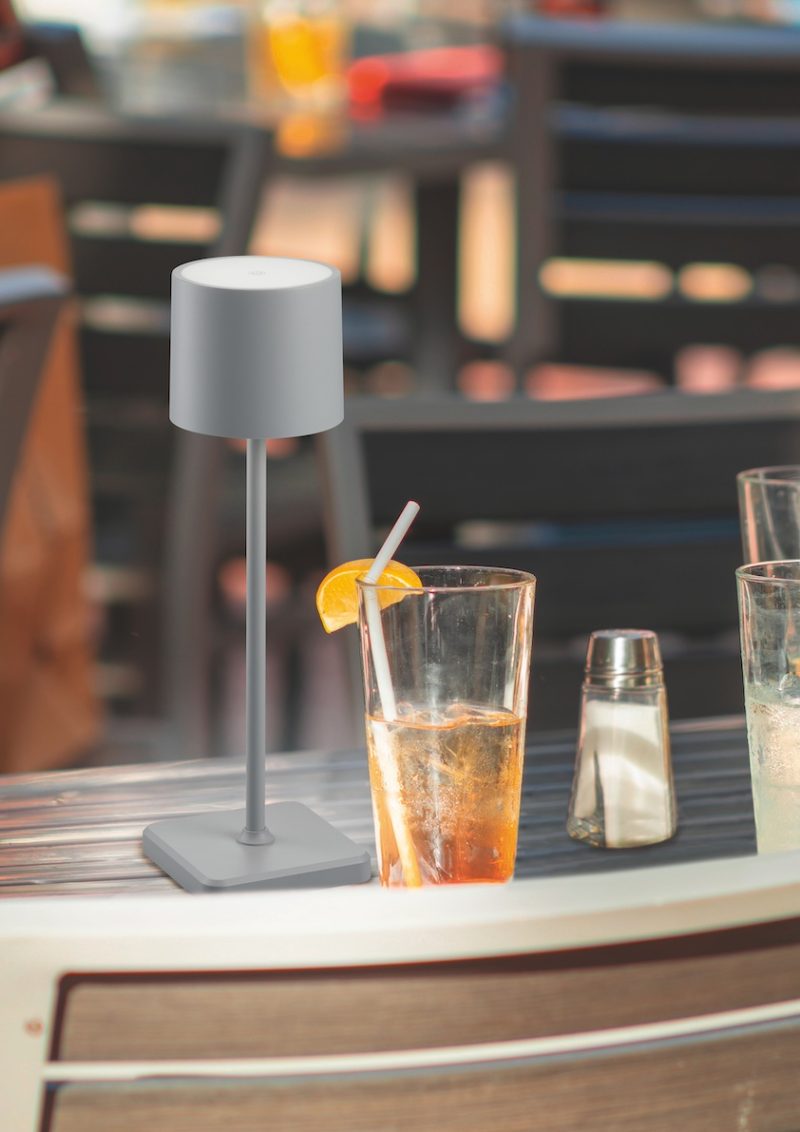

{"left": 356, "top": 566, "right": 535, "bottom": 888}
{"left": 738, "top": 466, "right": 800, "bottom": 563}
{"left": 737, "top": 560, "right": 800, "bottom": 853}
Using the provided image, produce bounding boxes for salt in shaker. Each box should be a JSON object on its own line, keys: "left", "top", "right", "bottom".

{"left": 567, "top": 629, "right": 677, "bottom": 849}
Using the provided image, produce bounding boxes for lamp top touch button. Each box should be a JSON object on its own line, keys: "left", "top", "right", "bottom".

{"left": 178, "top": 256, "right": 333, "bottom": 291}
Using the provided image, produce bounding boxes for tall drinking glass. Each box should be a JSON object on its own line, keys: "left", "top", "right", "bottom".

{"left": 738, "top": 467, "right": 800, "bottom": 563}
{"left": 356, "top": 566, "right": 535, "bottom": 888}
{"left": 247, "top": 0, "right": 349, "bottom": 110}
{"left": 737, "top": 561, "right": 800, "bottom": 853}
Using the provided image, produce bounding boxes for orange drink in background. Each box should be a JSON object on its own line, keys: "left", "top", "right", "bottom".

{"left": 248, "top": 0, "right": 349, "bottom": 107}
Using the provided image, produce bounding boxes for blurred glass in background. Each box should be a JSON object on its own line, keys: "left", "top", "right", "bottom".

{"left": 247, "top": 0, "right": 350, "bottom": 109}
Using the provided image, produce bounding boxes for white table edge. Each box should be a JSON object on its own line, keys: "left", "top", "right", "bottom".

{"left": 2, "top": 850, "right": 800, "bottom": 968}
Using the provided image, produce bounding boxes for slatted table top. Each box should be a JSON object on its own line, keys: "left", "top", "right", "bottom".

{"left": 0, "top": 717, "right": 754, "bottom": 898}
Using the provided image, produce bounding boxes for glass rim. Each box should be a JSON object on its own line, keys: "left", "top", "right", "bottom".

{"left": 356, "top": 564, "right": 537, "bottom": 595}
{"left": 737, "top": 465, "right": 800, "bottom": 486}
{"left": 736, "top": 559, "right": 800, "bottom": 583}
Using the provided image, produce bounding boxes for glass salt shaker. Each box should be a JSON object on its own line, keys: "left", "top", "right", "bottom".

{"left": 567, "top": 629, "right": 677, "bottom": 849}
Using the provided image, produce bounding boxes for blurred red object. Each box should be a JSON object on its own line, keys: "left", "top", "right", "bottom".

{"left": 526, "top": 363, "right": 662, "bottom": 400}
{"left": 458, "top": 360, "right": 515, "bottom": 402}
{"left": 537, "top": 0, "right": 606, "bottom": 14}
{"left": 745, "top": 347, "right": 800, "bottom": 390}
{"left": 0, "top": 0, "right": 24, "bottom": 72}
{"left": 218, "top": 558, "right": 292, "bottom": 619}
{"left": 348, "top": 45, "right": 502, "bottom": 112}
{"left": 674, "top": 345, "right": 741, "bottom": 393}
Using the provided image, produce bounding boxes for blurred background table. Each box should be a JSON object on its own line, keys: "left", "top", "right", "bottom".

{"left": 107, "top": 39, "right": 509, "bottom": 388}
{"left": 0, "top": 716, "right": 755, "bottom": 897}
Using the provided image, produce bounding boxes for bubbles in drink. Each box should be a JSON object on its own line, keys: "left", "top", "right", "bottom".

{"left": 746, "top": 691, "right": 800, "bottom": 853}
{"left": 365, "top": 704, "right": 525, "bottom": 886}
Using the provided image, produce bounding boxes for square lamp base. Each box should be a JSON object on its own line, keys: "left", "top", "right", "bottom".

{"left": 143, "top": 802, "right": 372, "bottom": 892}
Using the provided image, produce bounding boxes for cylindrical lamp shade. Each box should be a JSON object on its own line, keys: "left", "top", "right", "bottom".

{"left": 170, "top": 256, "right": 343, "bottom": 439}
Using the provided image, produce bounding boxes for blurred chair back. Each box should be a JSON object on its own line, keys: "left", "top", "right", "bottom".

{"left": 319, "top": 391, "right": 800, "bottom": 731}
{"left": 0, "top": 176, "right": 100, "bottom": 770}
{"left": 21, "top": 20, "right": 100, "bottom": 98}
{"left": 503, "top": 17, "right": 800, "bottom": 381}
{"left": 0, "top": 107, "right": 268, "bottom": 757}
{"left": 0, "top": 269, "right": 65, "bottom": 532}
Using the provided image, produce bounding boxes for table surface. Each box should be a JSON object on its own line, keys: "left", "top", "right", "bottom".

{"left": 0, "top": 717, "right": 755, "bottom": 899}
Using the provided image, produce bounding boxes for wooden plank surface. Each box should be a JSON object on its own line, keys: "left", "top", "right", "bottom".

{"left": 0, "top": 718, "right": 754, "bottom": 898}
{"left": 53, "top": 919, "right": 800, "bottom": 1061}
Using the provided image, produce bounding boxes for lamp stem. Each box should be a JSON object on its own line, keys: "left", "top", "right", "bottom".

{"left": 239, "top": 438, "right": 274, "bottom": 846}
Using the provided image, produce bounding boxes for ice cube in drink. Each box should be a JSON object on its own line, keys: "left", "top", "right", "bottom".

{"left": 365, "top": 704, "right": 525, "bottom": 886}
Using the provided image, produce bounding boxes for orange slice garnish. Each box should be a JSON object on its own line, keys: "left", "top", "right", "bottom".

{"left": 315, "top": 558, "right": 422, "bottom": 633}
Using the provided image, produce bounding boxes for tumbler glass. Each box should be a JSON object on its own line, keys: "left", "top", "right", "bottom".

{"left": 247, "top": 0, "right": 349, "bottom": 109}
{"left": 738, "top": 466, "right": 800, "bottom": 563}
{"left": 356, "top": 566, "right": 535, "bottom": 888}
{"left": 737, "top": 560, "right": 800, "bottom": 853}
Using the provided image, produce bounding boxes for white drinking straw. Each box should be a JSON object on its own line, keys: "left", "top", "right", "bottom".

{"left": 363, "top": 500, "right": 421, "bottom": 886}
{"left": 365, "top": 500, "right": 421, "bottom": 586}
{"left": 363, "top": 499, "right": 420, "bottom": 720}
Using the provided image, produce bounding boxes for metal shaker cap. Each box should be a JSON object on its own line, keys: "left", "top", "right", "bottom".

{"left": 584, "top": 629, "right": 663, "bottom": 689}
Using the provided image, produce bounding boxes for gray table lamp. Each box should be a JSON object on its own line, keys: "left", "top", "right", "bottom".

{"left": 143, "top": 256, "right": 371, "bottom": 891}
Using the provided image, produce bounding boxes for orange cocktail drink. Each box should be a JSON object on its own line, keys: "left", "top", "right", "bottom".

{"left": 357, "top": 566, "right": 535, "bottom": 888}
{"left": 366, "top": 704, "right": 525, "bottom": 886}
{"left": 247, "top": 0, "right": 348, "bottom": 109}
